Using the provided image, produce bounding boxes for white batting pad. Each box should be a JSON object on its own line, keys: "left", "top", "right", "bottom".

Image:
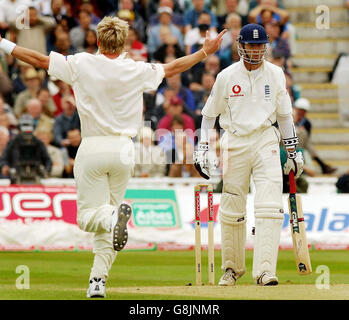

{"left": 252, "top": 216, "right": 283, "bottom": 280}
{"left": 219, "top": 209, "right": 246, "bottom": 278}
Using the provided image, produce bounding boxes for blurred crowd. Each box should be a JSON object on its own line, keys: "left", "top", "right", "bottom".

{"left": 0, "top": 0, "right": 339, "bottom": 187}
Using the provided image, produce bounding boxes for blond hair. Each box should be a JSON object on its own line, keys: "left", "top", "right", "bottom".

{"left": 97, "top": 16, "right": 129, "bottom": 54}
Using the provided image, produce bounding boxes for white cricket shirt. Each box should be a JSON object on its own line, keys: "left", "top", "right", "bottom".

{"left": 48, "top": 51, "right": 165, "bottom": 138}
{"left": 202, "top": 59, "right": 292, "bottom": 136}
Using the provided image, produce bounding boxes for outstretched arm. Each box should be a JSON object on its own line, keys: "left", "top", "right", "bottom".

{"left": 163, "top": 29, "right": 226, "bottom": 78}
{"left": 0, "top": 34, "right": 49, "bottom": 70}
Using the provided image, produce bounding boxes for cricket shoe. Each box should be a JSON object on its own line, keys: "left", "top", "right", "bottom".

{"left": 111, "top": 203, "right": 132, "bottom": 251}
{"left": 86, "top": 277, "right": 106, "bottom": 298}
{"left": 256, "top": 272, "right": 278, "bottom": 286}
{"left": 218, "top": 268, "right": 237, "bottom": 286}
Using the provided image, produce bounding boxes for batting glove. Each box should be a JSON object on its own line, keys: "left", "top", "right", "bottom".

{"left": 283, "top": 150, "right": 304, "bottom": 179}
{"left": 193, "top": 142, "right": 218, "bottom": 180}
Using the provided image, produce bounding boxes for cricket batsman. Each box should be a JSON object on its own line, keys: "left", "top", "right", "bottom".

{"left": 0, "top": 17, "right": 226, "bottom": 297}
{"left": 194, "top": 24, "right": 304, "bottom": 286}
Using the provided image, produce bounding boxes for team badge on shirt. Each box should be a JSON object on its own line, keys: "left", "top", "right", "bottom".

{"left": 265, "top": 85, "right": 271, "bottom": 100}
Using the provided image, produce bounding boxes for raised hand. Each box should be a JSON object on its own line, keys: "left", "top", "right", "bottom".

{"left": 202, "top": 29, "right": 227, "bottom": 56}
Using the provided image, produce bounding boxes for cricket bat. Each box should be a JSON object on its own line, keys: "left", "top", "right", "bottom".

{"left": 288, "top": 171, "right": 312, "bottom": 275}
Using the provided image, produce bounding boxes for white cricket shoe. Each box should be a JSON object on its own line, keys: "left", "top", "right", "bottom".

{"left": 218, "top": 268, "right": 237, "bottom": 286}
{"left": 86, "top": 277, "right": 106, "bottom": 298}
{"left": 111, "top": 203, "right": 132, "bottom": 251}
{"left": 256, "top": 272, "right": 279, "bottom": 286}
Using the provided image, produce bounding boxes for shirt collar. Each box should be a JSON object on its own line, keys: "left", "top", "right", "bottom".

{"left": 239, "top": 58, "right": 266, "bottom": 75}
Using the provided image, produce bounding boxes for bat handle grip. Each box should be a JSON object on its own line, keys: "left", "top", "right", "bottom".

{"left": 289, "top": 170, "right": 296, "bottom": 194}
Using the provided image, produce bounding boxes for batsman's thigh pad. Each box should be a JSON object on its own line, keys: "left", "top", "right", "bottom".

{"left": 220, "top": 183, "right": 248, "bottom": 214}
{"left": 252, "top": 216, "right": 283, "bottom": 280}
{"left": 219, "top": 208, "right": 246, "bottom": 277}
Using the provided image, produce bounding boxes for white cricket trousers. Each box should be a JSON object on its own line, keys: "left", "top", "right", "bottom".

{"left": 73, "top": 136, "right": 134, "bottom": 280}
{"left": 219, "top": 126, "right": 284, "bottom": 280}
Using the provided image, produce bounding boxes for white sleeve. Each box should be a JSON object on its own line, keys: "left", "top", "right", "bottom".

{"left": 200, "top": 115, "right": 216, "bottom": 143}
{"left": 276, "top": 69, "right": 292, "bottom": 116}
{"left": 202, "top": 73, "right": 228, "bottom": 118}
{"left": 48, "top": 51, "right": 78, "bottom": 86}
{"left": 277, "top": 113, "right": 298, "bottom": 149}
{"left": 140, "top": 62, "right": 165, "bottom": 91}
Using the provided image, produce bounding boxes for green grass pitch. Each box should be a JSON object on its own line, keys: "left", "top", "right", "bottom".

{"left": 0, "top": 250, "right": 348, "bottom": 300}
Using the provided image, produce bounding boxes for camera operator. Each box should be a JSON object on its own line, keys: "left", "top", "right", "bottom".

{"left": 0, "top": 114, "right": 52, "bottom": 184}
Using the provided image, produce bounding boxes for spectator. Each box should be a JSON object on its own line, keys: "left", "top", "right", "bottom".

{"left": 248, "top": 0, "right": 289, "bottom": 25}
{"left": 191, "top": 72, "right": 216, "bottom": 113}
{"left": 150, "top": 87, "right": 176, "bottom": 130}
{"left": 62, "top": 128, "right": 81, "bottom": 178}
{"left": 152, "top": 30, "right": 185, "bottom": 63}
{"left": 14, "top": 68, "right": 43, "bottom": 117}
{"left": 159, "top": 73, "right": 197, "bottom": 112}
{"left": 49, "top": 0, "right": 67, "bottom": 22}
{"left": 124, "top": 27, "right": 148, "bottom": 61}
{"left": 147, "top": 6, "right": 183, "bottom": 57}
{"left": 217, "top": 0, "right": 243, "bottom": 31}
{"left": 54, "top": 30, "right": 77, "bottom": 56}
{"left": 0, "top": 62, "right": 13, "bottom": 99}
{"left": 0, "top": 114, "right": 52, "bottom": 184}
{"left": 51, "top": 77, "right": 74, "bottom": 116}
{"left": 189, "top": 54, "right": 220, "bottom": 88}
{"left": 264, "top": 21, "right": 290, "bottom": 61}
{"left": 219, "top": 41, "right": 240, "bottom": 69}
{"left": 0, "top": 95, "right": 17, "bottom": 127}
{"left": 80, "top": 0, "right": 102, "bottom": 25}
{"left": 115, "top": 0, "right": 145, "bottom": 42}
{"left": 53, "top": 95, "right": 80, "bottom": 147}
{"left": 159, "top": 114, "right": 198, "bottom": 177}
{"left": 220, "top": 12, "right": 242, "bottom": 52}
{"left": 35, "top": 128, "right": 64, "bottom": 177}
{"left": 157, "top": 96, "right": 196, "bottom": 141}
{"left": 285, "top": 71, "right": 300, "bottom": 103}
{"left": 38, "top": 87, "right": 56, "bottom": 118}
{"left": 148, "top": 0, "right": 184, "bottom": 30}
{"left": 0, "top": 126, "right": 9, "bottom": 157}
{"left": 69, "top": 9, "right": 97, "bottom": 49}
{"left": 48, "top": 0, "right": 76, "bottom": 31}
{"left": 183, "top": 0, "right": 218, "bottom": 33}
{"left": 294, "top": 98, "right": 337, "bottom": 174}
{"left": 184, "top": 12, "right": 218, "bottom": 55}
{"left": 133, "top": 126, "right": 166, "bottom": 177}
{"left": 25, "top": 98, "right": 54, "bottom": 134}
{"left": 10, "top": 6, "right": 56, "bottom": 55}
{"left": 11, "top": 60, "right": 32, "bottom": 95}
{"left": 0, "top": 0, "right": 30, "bottom": 33}
{"left": 0, "top": 114, "right": 14, "bottom": 137}
{"left": 79, "top": 29, "right": 98, "bottom": 54}
{"left": 268, "top": 48, "right": 285, "bottom": 69}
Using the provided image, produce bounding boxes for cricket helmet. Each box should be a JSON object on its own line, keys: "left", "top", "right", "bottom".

{"left": 237, "top": 24, "right": 269, "bottom": 64}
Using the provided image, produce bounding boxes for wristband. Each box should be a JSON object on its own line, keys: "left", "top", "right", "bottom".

{"left": 0, "top": 39, "right": 16, "bottom": 55}
{"left": 283, "top": 137, "right": 299, "bottom": 149}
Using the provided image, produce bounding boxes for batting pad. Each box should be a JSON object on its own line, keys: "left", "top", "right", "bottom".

{"left": 219, "top": 209, "right": 246, "bottom": 278}
{"left": 252, "top": 216, "right": 283, "bottom": 280}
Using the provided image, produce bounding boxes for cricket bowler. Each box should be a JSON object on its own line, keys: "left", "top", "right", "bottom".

{"left": 0, "top": 16, "right": 226, "bottom": 297}
{"left": 194, "top": 24, "right": 304, "bottom": 286}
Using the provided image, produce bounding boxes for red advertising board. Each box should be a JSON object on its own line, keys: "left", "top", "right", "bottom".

{"left": 0, "top": 185, "right": 78, "bottom": 224}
